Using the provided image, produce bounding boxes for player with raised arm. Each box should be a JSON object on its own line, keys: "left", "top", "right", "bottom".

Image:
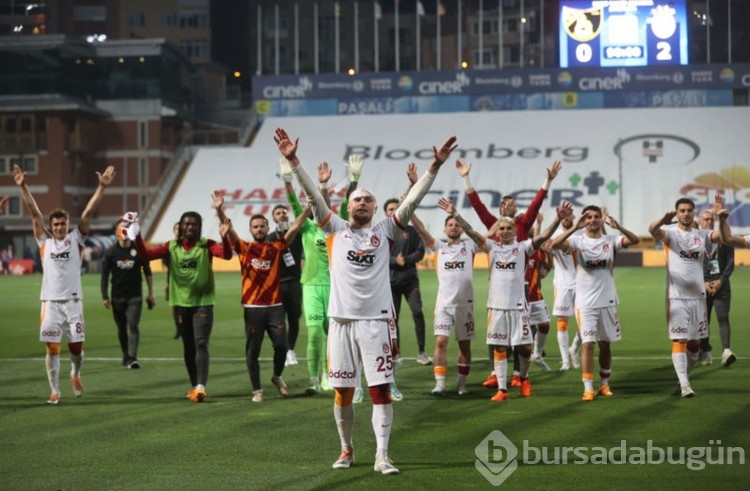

{"left": 275, "top": 127, "right": 456, "bottom": 475}
{"left": 132, "top": 200, "right": 233, "bottom": 403}
{"left": 14, "top": 163, "right": 115, "bottom": 404}
{"left": 649, "top": 198, "right": 718, "bottom": 397}
{"left": 718, "top": 208, "right": 750, "bottom": 249}
{"left": 282, "top": 159, "right": 361, "bottom": 394}
{"left": 456, "top": 159, "right": 562, "bottom": 389}
{"left": 483, "top": 202, "right": 571, "bottom": 402}
{"left": 551, "top": 206, "right": 639, "bottom": 401}
{"left": 411, "top": 187, "right": 488, "bottom": 396}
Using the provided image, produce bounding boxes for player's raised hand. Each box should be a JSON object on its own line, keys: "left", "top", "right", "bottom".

{"left": 274, "top": 128, "right": 298, "bottom": 160}
{"left": 97, "top": 165, "right": 116, "bottom": 187}
{"left": 712, "top": 194, "right": 725, "bottom": 215}
{"left": 406, "top": 162, "right": 418, "bottom": 185}
{"left": 658, "top": 210, "right": 677, "bottom": 226}
{"left": 556, "top": 201, "right": 573, "bottom": 220}
{"left": 218, "top": 218, "right": 232, "bottom": 238}
{"left": 317, "top": 162, "right": 332, "bottom": 184}
{"left": 455, "top": 158, "right": 471, "bottom": 177}
{"left": 547, "top": 160, "right": 562, "bottom": 180}
{"left": 211, "top": 190, "right": 225, "bottom": 210}
{"left": 433, "top": 136, "right": 458, "bottom": 165}
{"left": 346, "top": 155, "right": 365, "bottom": 182}
{"left": 12, "top": 164, "right": 26, "bottom": 186}
{"left": 437, "top": 197, "right": 456, "bottom": 215}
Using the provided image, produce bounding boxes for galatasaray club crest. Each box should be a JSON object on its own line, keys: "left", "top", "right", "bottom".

{"left": 562, "top": 5, "right": 602, "bottom": 43}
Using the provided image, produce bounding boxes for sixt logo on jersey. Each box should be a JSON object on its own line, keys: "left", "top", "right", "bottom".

{"left": 347, "top": 250, "right": 375, "bottom": 265}
{"left": 494, "top": 261, "right": 516, "bottom": 270}
{"left": 50, "top": 251, "right": 71, "bottom": 260}
{"left": 679, "top": 250, "right": 701, "bottom": 260}
{"left": 584, "top": 259, "right": 608, "bottom": 269}
{"left": 444, "top": 260, "right": 466, "bottom": 270}
{"left": 251, "top": 258, "right": 272, "bottom": 270}
{"left": 179, "top": 259, "right": 198, "bottom": 269}
{"left": 116, "top": 259, "right": 136, "bottom": 269}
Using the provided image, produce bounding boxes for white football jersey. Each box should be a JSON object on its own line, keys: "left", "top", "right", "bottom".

{"left": 37, "top": 228, "right": 85, "bottom": 301}
{"left": 568, "top": 234, "right": 623, "bottom": 309}
{"left": 322, "top": 213, "right": 397, "bottom": 320}
{"left": 550, "top": 227, "right": 579, "bottom": 290}
{"left": 487, "top": 239, "right": 535, "bottom": 310}
{"left": 430, "top": 238, "right": 479, "bottom": 308}
{"left": 662, "top": 227, "right": 712, "bottom": 299}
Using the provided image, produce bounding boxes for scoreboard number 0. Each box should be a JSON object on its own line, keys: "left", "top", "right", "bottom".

{"left": 576, "top": 43, "right": 593, "bottom": 63}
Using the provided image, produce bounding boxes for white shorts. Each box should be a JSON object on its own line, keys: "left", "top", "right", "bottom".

{"left": 553, "top": 288, "right": 575, "bottom": 317}
{"left": 433, "top": 305, "right": 476, "bottom": 342}
{"left": 486, "top": 308, "right": 532, "bottom": 347}
{"left": 576, "top": 306, "right": 621, "bottom": 344}
{"left": 667, "top": 298, "right": 708, "bottom": 340}
{"left": 40, "top": 300, "right": 85, "bottom": 343}
{"left": 327, "top": 318, "right": 394, "bottom": 388}
{"left": 528, "top": 300, "right": 550, "bottom": 325}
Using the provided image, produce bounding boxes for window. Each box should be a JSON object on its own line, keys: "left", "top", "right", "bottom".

{"left": 20, "top": 118, "right": 31, "bottom": 133}
{"left": 179, "top": 39, "right": 210, "bottom": 60}
{"left": 129, "top": 12, "right": 145, "bottom": 27}
{"left": 473, "top": 19, "right": 499, "bottom": 35}
{"left": 73, "top": 6, "right": 107, "bottom": 22}
{"left": 160, "top": 13, "right": 178, "bottom": 27}
{"left": 1, "top": 155, "right": 37, "bottom": 174}
{"left": 5, "top": 119, "right": 16, "bottom": 134}
{"left": 473, "top": 49, "right": 496, "bottom": 67}
{"left": 138, "top": 121, "right": 147, "bottom": 148}
{"left": 138, "top": 158, "right": 148, "bottom": 185}
{"left": 179, "top": 11, "right": 208, "bottom": 28}
{"left": 3, "top": 196, "right": 21, "bottom": 216}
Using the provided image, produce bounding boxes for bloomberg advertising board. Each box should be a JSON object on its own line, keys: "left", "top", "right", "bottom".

{"left": 154, "top": 107, "right": 750, "bottom": 243}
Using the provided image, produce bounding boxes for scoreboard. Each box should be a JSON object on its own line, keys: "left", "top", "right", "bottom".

{"left": 559, "top": 0, "right": 689, "bottom": 68}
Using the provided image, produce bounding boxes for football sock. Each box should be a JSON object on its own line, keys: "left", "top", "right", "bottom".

{"left": 493, "top": 351, "right": 508, "bottom": 391}
{"left": 599, "top": 369, "right": 611, "bottom": 387}
{"left": 434, "top": 365, "right": 447, "bottom": 391}
{"left": 671, "top": 341, "right": 689, "bottom": 385}
{"left": 372, "top": 403, "right": 393, "bottom": 455}
{"left": 46, "top": 353, "right": 60, "bottom": 394}
{"left": 519, "top": 353, "right": 530, "bottom": 379}
{"left": 334, "top": 403, "right": 355, "bottom": 451}
{"left": 582, "top": 372, "right": 594, "bottom": 392}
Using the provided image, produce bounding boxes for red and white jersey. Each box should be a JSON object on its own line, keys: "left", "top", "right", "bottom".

{"left": 568, "top": 234, "right": 624, "bottom": 309}
{"left": 36, "top": 228, "right": 85, "bottom": 301}
{"left": 550, "top": 228, "right": 579, "bottom": 291}
{"left": 430, "top": 238, "right": 480, "bottom": 308}
{"left": 662, "top": 227, "right": 713, "bottom": 299}
{"left": 487, "top": 239, "right": 535, "bottom": 310}
{"left": 322, "top": 214, "right": 398, "bottom": 320}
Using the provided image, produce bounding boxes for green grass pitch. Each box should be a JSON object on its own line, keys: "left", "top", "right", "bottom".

{"left": 1, "top": 267, "right": 748, "bottom": 490}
